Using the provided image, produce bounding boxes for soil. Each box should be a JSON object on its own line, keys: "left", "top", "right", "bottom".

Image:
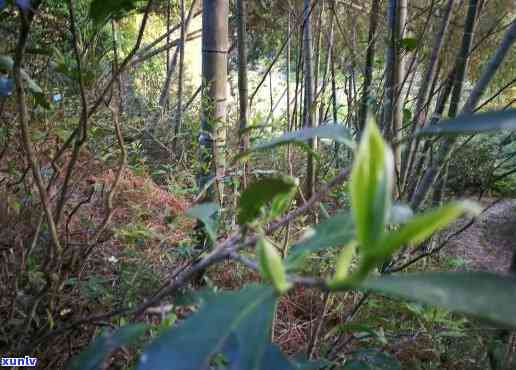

{"left": 446, "top": 198, "right": 516, "bottom": 274}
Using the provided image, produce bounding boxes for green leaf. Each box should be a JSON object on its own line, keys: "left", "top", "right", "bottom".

{"left": 89, "top": 0, "right": 140, "bottom": 25}
{"left": 233, "top": 125, "right": 354, "bottom": 163}
{"left": 0, "top": 54, "right": 43, "bottom": 95}
{"left": 377, "top": 201, "right": 481, "bottom": 261}
{"left": 350, "top": 119, "right": 394, "bottom": 250}
{"left": 330, "top": 241, "right": 356, "bottom": 285}
{"left": 237, "top": 176, "right": 298, "bottom": 225}
{"left": 417, "top": 110, "right": 516, "bottom": 136}
{"left": 287, "top": 212, "right": 354, "bottom": 267}
{"left": 20, "top": 69, "right": 42, "bottom": 94}
{"left": 66, "top": 324, "right": 147, "bottom": 370}
{"left": 257, "top": 238, "right": 291, "bottom": 294}
{"left": 402, "top": 108, "right": 412, "bottom": 124}
{"left": 186, "top": 202, "right": 219, "bottom": 243}
{"left": 34, "top": 92, "right": 51, "bottom": 109}
{"left": 360, "top": 272, "right": 516, "bottom": 328}
{"left": 268, "top": 179, "right": 298, "bottom": 220}
{"left": 0, "top": 55, "right": 14, "bottom": 71}
{"left": 400, "top": 37, "right": 418, "bottom": 51}
{"left": 137, "top": 284, "right": 277, "bottom": 370}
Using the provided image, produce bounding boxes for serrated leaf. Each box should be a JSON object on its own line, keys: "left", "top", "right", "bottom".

{"left": 137, "top": 284, "right": 277, "bottom": 370}
{"left": 66, "top": 324, "right": 147, "bottom": 370}
{"left": 417, "top": 110, "right": 516, "bottom": 136}
{"left": 257, "top": 238, "right": 291, "bottom": 294}
{"left": 350, "top": 119, "right": 394, "bottom": 250}
{"left": 233, "top": 125, "right": 354, "bottom": 163}
{"left": 238, "top": 176, "right": 297, "bottom": 225}
{"left": 186, "top": 202, "right": 219, "bottom": 243}
{"left": 361, "top": 272, "right": 516, "bottom": 328}
{"left": 288, "top": 212, "right": 354, "bottom": 267}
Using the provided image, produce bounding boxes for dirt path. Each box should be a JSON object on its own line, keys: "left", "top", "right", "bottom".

{"left": 447, "top": 198, "right": 516, "bottom": 274}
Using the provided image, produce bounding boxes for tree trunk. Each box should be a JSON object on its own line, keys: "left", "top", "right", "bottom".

{"left": 237, "top": 0, "right": 249, "bottom": 188}
{"left": 357, "top": 0, "right": 380, "bottom": 134}
{"left": 401, "top": 0, "right": 454, "bottom": 189}
{"left": 173, "top": 0, "right": 186, "bottom": 151}
{"left": 382, "top": 0, "right": 397, "bottom": 133}
{"left": 303, "top": 0, "right": 316, "bottom": 199}
{"left": 393, "top": 0, "right": 407, "bottom": 179}
{"left": 200, "top": 0, "right": 228, "bottom": 204}
{"left": 158, "top": 0, "right": 198, "bottom": 115}
{"left": 286, "top": 11, "right": 293, "bottom": 176}
{"left": 411, "top": 5, "right": 516, "bottom": 210}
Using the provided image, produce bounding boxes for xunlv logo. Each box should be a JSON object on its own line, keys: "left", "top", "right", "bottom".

{"left": 1, "top": 356, "right": 38, "bottom": 367}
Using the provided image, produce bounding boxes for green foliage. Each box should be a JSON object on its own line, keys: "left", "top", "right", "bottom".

{"left": 350, "top": 119, "right": 393, "bottom": 250}
{"left": 234, "top": 125, "right": 354, "bottom": 163}
{"left": 0, "top": 54, "right": 44, "bottom": 96}
{"left": 135, "top": 284, "right": 281, "bottom": 370}
{"left": 327, "top": 323, "right": 388, "bottom": 346}
{"left": 332, "top": 120, "right": 479, "bottom": 283}
{"left": 362, "top": 271, "right": 516, "bottom": 328}
{"left": 375, "top": 201, "right": 480, "bottom": 261}
{"left": 332, "top": 241, "right": 356, "bottom": 283}
{"left": 89, "top": 0, "right": 141, "bottom": 26}
{"left": 257, "top": 237, "right": 291, "bottom": 294}
{"left": 237, "top": 176, "right": 297, "bottom": 225}
{"left": 66, "top": 324, "right": 147, "bottom": 370}
{"left": 5, "top": 0, "right": 516, "bottom": 367}
{"left": 115, "top": 222, "right": 157, "bottom": 245}
{"left": 286, "top": 212, "right": 354, "bottom": 269}
{"left": 64, "top": 110, "right": 516, "bottom": 370}
{"left": 68, "top": 275, "right": 112, "bottom": 303}
{"left": 447, "top": 137, "right": 508, "bottom": 195}
{"left": 417, "top": 110, "right": 516, "bottom": 136}
{"left": 186, "top": 202, "right": 219, "bottom": 243}
{"left": 405, "top": 303, "right": 468, "bottom": 336}
{"left": 115, "top": 250, "right": 162, "bottom": 308}
{"left": 400, "top": 37, "right": 418, "bottom": 51}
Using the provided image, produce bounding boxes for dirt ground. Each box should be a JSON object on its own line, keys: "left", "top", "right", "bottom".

{"left": 446, "top": 198, "right": 516, "bottom": 274}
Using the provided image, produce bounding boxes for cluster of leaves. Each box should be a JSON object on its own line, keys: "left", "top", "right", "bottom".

{"left": 68, "top": 112, "right": 516, "bottom": 369}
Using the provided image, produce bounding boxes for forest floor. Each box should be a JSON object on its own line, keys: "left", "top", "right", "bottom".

{"left": 445, "top": 198, "right": 515, "bottom": 274}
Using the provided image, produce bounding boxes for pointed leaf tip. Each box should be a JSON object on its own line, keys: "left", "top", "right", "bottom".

{"left": 350, "top": 119, "right": 394, "bottom": 249}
